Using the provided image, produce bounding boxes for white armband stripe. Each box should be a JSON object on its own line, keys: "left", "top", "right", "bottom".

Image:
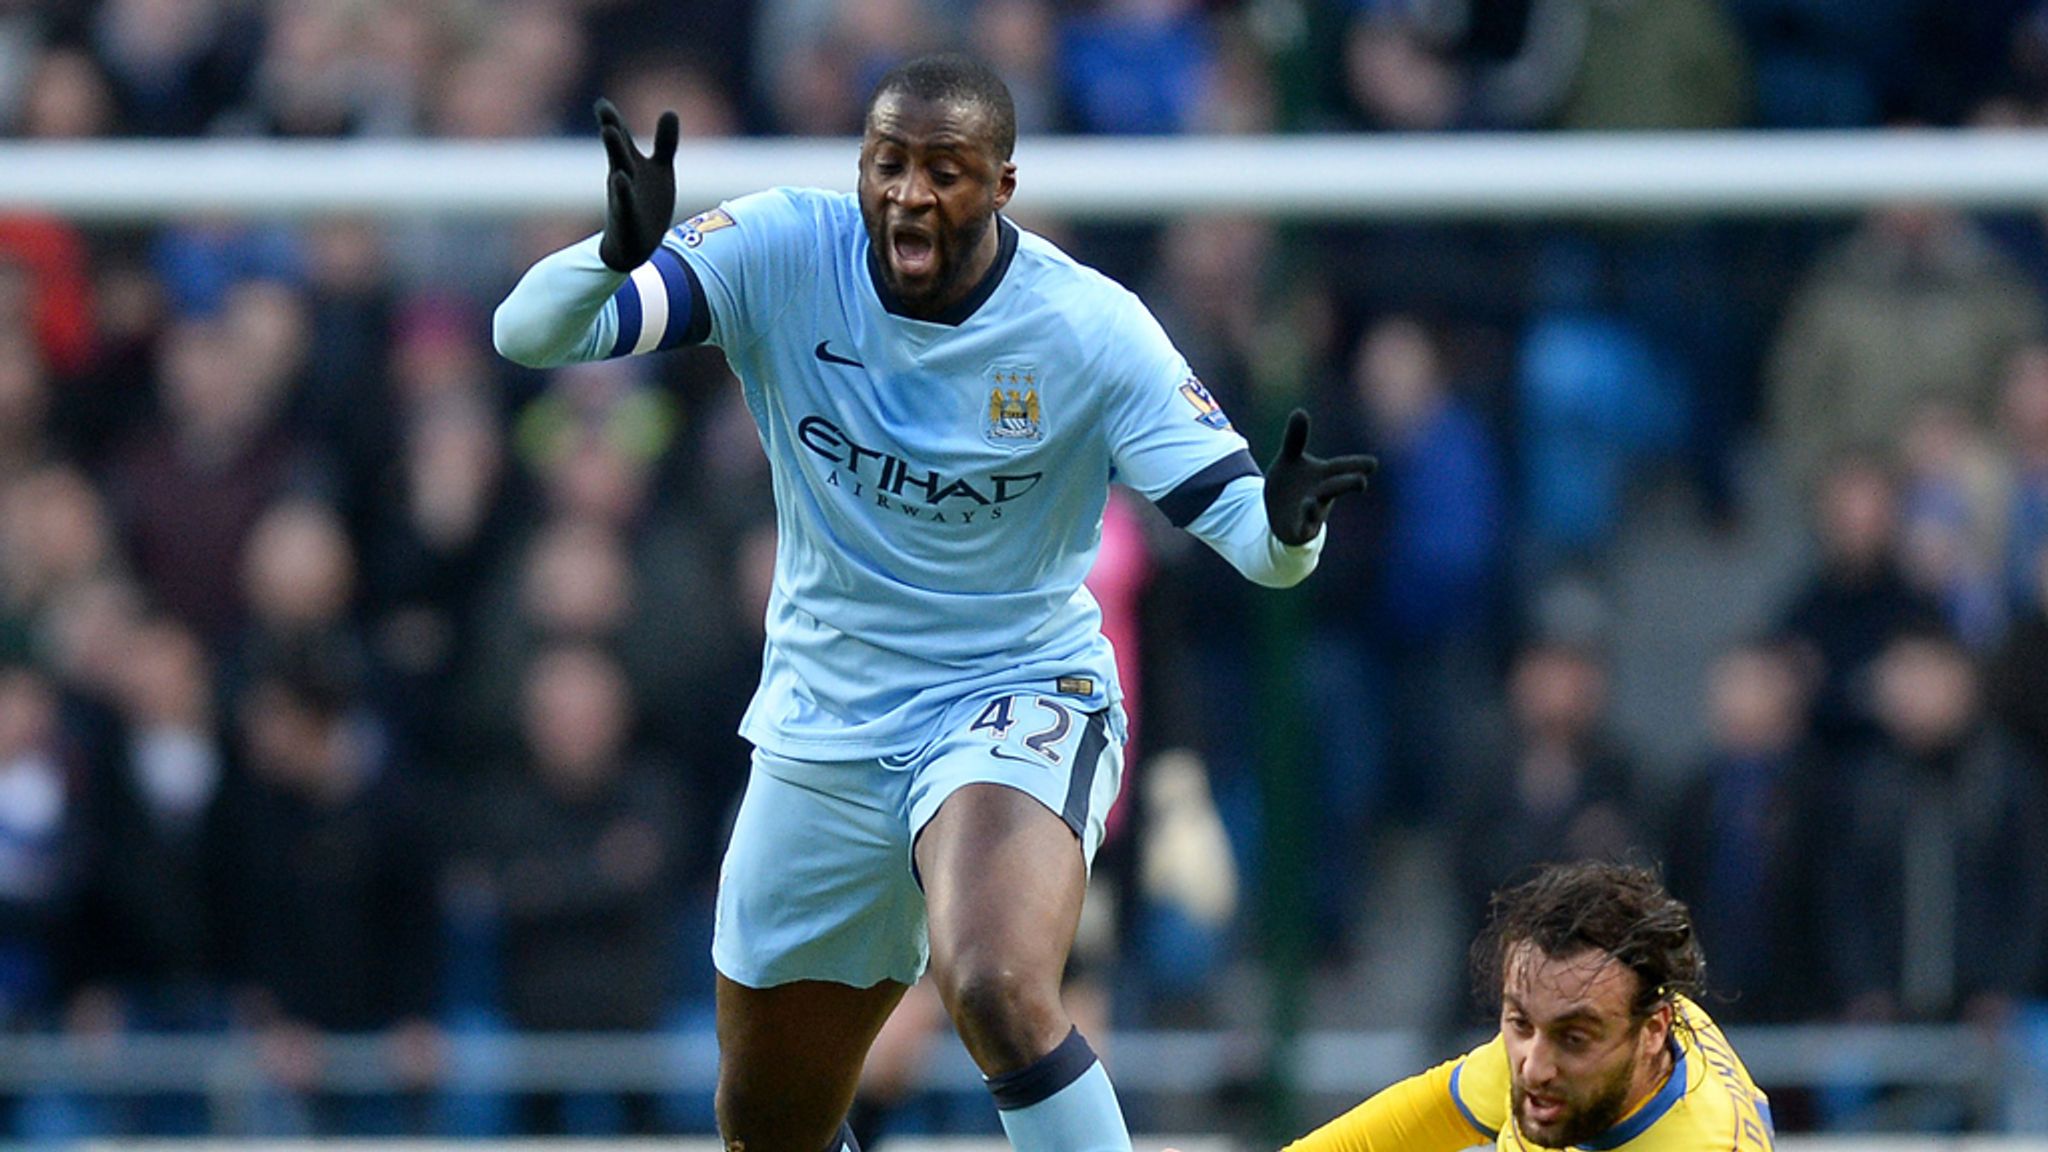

{"left": 629, "top": 262, "right": 670, "bottom": 356}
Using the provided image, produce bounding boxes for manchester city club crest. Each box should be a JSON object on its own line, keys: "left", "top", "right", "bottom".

{"left": 984, "top": 369, "right": 1044, "bottom": 443}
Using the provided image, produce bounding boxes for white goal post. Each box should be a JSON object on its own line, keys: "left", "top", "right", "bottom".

{"left": 2, "top": 131, "right": 2046, "bottom": 220}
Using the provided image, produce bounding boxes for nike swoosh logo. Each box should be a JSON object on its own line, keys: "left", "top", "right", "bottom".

{"left": 989, "top": 747, "right": 1047, "bottom": 767}
{"left": 814, "top": 341, "right": 865, "bottom": 368}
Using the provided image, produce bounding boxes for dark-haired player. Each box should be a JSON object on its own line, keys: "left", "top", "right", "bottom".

{"left": 495, "top": 51, "right": 1376, "bottom": 1152}
{"left": 1283, "top": 861, "right": 1772, "bottom": 1152}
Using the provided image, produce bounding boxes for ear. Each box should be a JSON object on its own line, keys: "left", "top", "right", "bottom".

{"left": 993, "top": 161, "right": 1017, "bottom": 211}
{"left": 1640, "top": 1001, "right": 1674, "bottom": 1057}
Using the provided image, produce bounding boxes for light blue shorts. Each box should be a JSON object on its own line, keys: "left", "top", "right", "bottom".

{"left": 712, "top": 690, "right": 1126, "bottom": 990}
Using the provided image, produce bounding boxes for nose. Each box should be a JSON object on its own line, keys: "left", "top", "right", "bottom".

{"left": 1518, "top": 1039, "right": 1558, "bottom": 1089}
{"left": 889, "top": 167, "right": 936, "bottom": 210}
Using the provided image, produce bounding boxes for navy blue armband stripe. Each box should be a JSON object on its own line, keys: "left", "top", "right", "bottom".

{"left": 651, "top": 246, "right": 711, "bottom": 348}
{"left": 1154, "top": 449, "right": 1258, "bottom": 528}
{"left": 608, "top": 275, "right": 644, "bottom": 358}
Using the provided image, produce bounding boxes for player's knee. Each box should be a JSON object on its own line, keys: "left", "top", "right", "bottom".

{"left": 714, "top": 1076, "right": 783, "bottom": 1146}
{"left": 938, "top": 956, "right": 1060, "bottom": 1051}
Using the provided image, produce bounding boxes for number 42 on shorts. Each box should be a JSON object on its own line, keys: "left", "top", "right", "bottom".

{"left": 968, "top": 695, "right": 1077, "bottom": 765}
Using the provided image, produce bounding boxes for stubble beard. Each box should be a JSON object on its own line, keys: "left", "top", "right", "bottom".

{"left": 1511, "top": 1049, "right": 1639, "bottom": 1149}
{"left": 863, "top": 206, "right": 994, "bottom": 314}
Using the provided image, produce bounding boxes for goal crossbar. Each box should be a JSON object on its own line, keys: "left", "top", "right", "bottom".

{"left": 3, "top": 130, "right": 2046, "bottom": 221}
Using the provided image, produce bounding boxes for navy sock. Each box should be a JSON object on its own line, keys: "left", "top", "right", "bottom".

{"left": 986, "top": 1028, "right": 1131, "bottom": 1152}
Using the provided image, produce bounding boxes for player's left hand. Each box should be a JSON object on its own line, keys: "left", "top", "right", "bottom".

{"left": 1262, "top": 409, "right": 1377, "bottom": 546}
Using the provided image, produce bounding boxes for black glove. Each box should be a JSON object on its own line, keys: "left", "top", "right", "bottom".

{"left": 594, "top": 98, "right": 679, "bottom": 273}
{"left": 1263, "top": 409, "right": 1378, "bottom": 546}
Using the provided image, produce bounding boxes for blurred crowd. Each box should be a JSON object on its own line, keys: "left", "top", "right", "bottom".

{"left": 6, "top": 0, "right": 2048, "bottom": 1141}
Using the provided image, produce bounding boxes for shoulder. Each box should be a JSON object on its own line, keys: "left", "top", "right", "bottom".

{"left": 1664, "top": 1001, "right": 1773, "bottom": 1152}
{"left": 1011, "top": 226, "right": 1150, "bottom": 323}
{"left": 1008, "top": 225, "right": 1178, "bottom": 365}
{"left": 1448, "top": 1033, "right": 1510, "bottom": 1136}
{"left": 679, "top": 187, "right": 856, "bottom": 248}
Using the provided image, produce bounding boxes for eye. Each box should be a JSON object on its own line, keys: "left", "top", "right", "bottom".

{"left": 931, "top": 168, "right": 961, "bottom": 186}
{"left": 1505, "top": 1014, "right": 1533, "bottom": 1038}
{"left": 1557, "top": 1030, "right": 1593, "bottom": 1053}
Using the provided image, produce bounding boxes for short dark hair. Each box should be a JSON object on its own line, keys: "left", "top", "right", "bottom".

{"left": 864, "top": 53, "right": 1017, "bottom": 161}
{"left": 1472, "top": 860, "right": 1705, "bottom": 1022}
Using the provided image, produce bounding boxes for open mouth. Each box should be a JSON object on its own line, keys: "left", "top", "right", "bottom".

{"left": 1522, "top": 1094, "right": 1566, "bottom": 1128}
{"left": 890, "top": 228, "right": 937, "bottom": 280}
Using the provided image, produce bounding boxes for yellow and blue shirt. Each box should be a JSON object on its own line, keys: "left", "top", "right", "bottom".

{"left": 1289, "top": 998, "right": 1772, "bottom": 1152}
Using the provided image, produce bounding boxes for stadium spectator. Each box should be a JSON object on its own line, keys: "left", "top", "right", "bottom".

{"left": 1775, "top": 450, "right": 1947, "bottom": 754}
{"left": 0, "top": 467, "right": 119, "bottom": 633}
{"left": 1514, "top": 238, "right": 1687, "bottom": 574}
{"left": 1818, "top": 627, "right": 2039, "bottom": 1131}
{"left": 223, "top": 644, "right": 440, "bottom": 1136}
{"left": 0, "top": 653, "right": 80, "bottom": 1034}
{"left": 461, "top": 643, "right": 688, "bottom": 1135}
{"left": 0, "top": 217, "right": 98, "bottom": 380}
{"left": 1999, "top": 342, "right": 2048, "bottom": 614}
{"left": 356, "top": 375, "right": 515, "bottom": 769}
{"left": 1329, "top": 0, "right": 1746, "bottom": 133}
{"left": 103, "top": 283, "right": 332, "bottom": 646}
{"left": 1820, "top": 629, "right": 2048, "bottom": 1060}
{"left": 90, "top": 0, "right": 260, "bottom": 137}
{"left": 606, "top": 53, "right": 743, "bottom": 141}
{"left": 223, "top": 498, "right": 371, "bottom": 710}
{"left": 1450, "top": 636, "right": 1644, "bottom": 977}
{"left": 0, "top": 652, "right": 81, "bottom": 1139}
{"left": 57, "top": 616, "right": 234, "bottom": 1136}
{"left": 1344, "top": 313, "right": 1506, "bottom": 791}
{"left": 971, "top": 0, "right": 1064, "bottom": 134}
{"left": 1661, "top": 640, "right": 1829, "bottom": 1023}
{"left": 1988, "top": 540, "right": 2048, "bottom": 770}
{"left": 9, "top": 43, "right": 118, "bottom": 139}
{"left": 1765, "top": 202, "right": 2046, "bottom": 493}
{"left": 1544, "top": 0, "right": 1749, "bottom": 131}
{"left": 752, "top": 0, "right": 949, "bottom": 135}
{"left": 295, "top": 223, "right": 403, "bottom": 524}
{"left": 1895, "top": 402, "right": 2011, "bottom": 650}
{"left": 1057, "top": 0, "right": 1215, "bottom": 134}
{"left": 1335, "top": 8, "right": 1466, "bottom": 132}
{"left": 1298, "top": 315, "right": 1506, "bottom": 953}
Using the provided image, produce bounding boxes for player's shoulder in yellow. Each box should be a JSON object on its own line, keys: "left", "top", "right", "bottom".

{"left": 1659, "top": 998, "right": 1774, "bottom": 1152}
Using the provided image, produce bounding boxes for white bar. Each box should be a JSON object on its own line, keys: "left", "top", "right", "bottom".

{"left": 0, "top": 1024, "right": 2001, "bottom": 1093}
{"left": 4, "top": 131, "right": 2048, "bottom": 220}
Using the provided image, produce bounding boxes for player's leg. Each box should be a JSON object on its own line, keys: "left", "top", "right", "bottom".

{"left": 713, "top": 751, "right": 932, "bottom": 1152}
{"left": 920, "top": 783, "right": 1086, "bottom": 1066}
{"left": 911, "top": 696, "right": 1131, "bottom": 1152}
{"left": 714, "top": 974, "right": 905, "bottom": 1152}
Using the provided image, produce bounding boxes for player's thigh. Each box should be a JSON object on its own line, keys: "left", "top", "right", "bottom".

{"left": 917, "top": 780, "right": 1089, "bottom": 974}
{"left": 909, "top": 695, "right": 1123, "bottom": 1012}
{"left": 715, "top": 973, "right": 906, "bottom": 1149}
{"left": 713, "top": 754, "right": 928, "bottom": 990}
{"left": 909, "top": 692, "right": 1125, "bottom": 875}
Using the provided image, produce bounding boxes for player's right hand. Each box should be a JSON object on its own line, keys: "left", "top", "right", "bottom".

{"left": 594, "top": 98, "right": 679, "bottom": 272}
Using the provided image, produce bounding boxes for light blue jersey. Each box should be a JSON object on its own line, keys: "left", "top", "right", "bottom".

{"left": 495, "top": 188, "right": 1321, "bottom": 759}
